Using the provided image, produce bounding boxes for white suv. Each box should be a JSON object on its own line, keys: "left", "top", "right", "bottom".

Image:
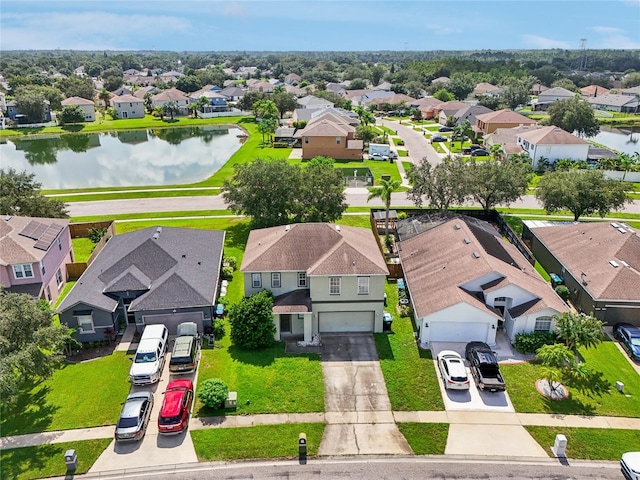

{"left": 129, "top": 324, "right": 169, "bottom": 385}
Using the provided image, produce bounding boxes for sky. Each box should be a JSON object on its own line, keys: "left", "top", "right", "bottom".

{"left": 1, "top": 0, "right": 639, "bottom": 52}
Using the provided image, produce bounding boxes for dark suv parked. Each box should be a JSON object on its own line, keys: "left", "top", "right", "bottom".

{"left": 613, "top": 323, "right": 640, "bottom": 361}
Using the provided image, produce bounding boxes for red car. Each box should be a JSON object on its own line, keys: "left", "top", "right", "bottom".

{"left": 158, "top": 379, "right": 194, "bottom": 435}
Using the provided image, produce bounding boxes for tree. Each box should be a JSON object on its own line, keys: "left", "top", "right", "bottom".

{"left": 295, "top": 157, "right": 347, "bottom": 223}
{"left": 0, "top": 291, "right": 75, "bottom": 403}
{"left": 536, "top": 343, "right": 575, "bottom": 395}
{"left": 257, "top": 117, "right": 278, "bottom": 145}
{"left": 152, "top": 105, "right": 166, "bottom": 120}
{"left": 271, "top": 90, "right": 297, "bottom": 119}
{"left": 536, "top": 169, "right": 629, "bottom": 221}
{"left": 407, "top": 156, "right": 467, "bottom": 211}
{"left": 355, "top": 125, "right": 376, "bottom": 144}
{"left": 237, "top": 90, "right": 265, "bottom": 113}
{"left": 501, "top": 76, "right": 535, "bottom": 110}
{"left": 229, "top": 290, "right": 275, "bottom": 349}
{"left": 546, "top": 96, "right": 600, "bottom": 137}
{"left": 354, "top": 106, "right": 376, "bottom": 127}
{"left": 14, "top": 89, "right": 47, "bottom": 123}
{"left": 465, "top": 157, "right": 532, "bottom": 212}
{"left": 554, "top": 312, "right": 604, "bottom": 352}
{"left": 622, "top": 72, "right": 640, "bottom": 88}
{"left": 99, "top": 89, "right": 112, "bottom": 108}
{"left": 254, "top": 99, "right": 279, "bottom": 121}
{"left": 371, "top": 65, "right": 386, "bottom": 86}
{"left": 56, "top": 76, "right": 95, "bottom": 100}
{"left": 367, "top": 177, "right": 401, "bottom": 236}
{"left": 175, "top": 75, "right": 202, "bottom": 93}
{"left": 59, "top": 105, "right": 85, "bottom": 125}
{"left": 0, "top": 168, "right": 68, "bottom": 218}
{"left": 551, "top": 78, "right": 578, "bottom": 92}
{"left": 164, "top": 100, "right": 180, "bottom": 120}
{"left": 447, "top": 73, "right": 475, "bottom": 101}
{"left": 433, "top": 88, "right": 455, "bottom": 102}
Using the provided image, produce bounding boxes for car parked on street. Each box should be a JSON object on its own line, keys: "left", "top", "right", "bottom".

{"left": 431, "top": 135, "right": 447, "bottom": 143}
{"left": 471, "top": 148, "right": 490, "bottom": 156}
{"left": 115, "top": 391, "right": 154, "bottom": 442}
{"left": 437, "top": 350, "right": 470, "bottom": 390}
{"left": 613, "top": 323, "right": 640, "bottom": 361}
{"left": 158, "top": 379, "right": 194, "bottom": 435}
{"left": 438, "top": 126, "right": 454, "bottom": 132}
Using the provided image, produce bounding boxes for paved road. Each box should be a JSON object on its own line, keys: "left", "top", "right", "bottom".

{"left": 379, "top": 117, "right": 443, "bottom": 167}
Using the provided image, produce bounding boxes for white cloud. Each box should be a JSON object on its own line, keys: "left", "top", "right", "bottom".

{"left": 521, "top": 34, "right": 573, "bottom": 49}
{"left": 425, "top": 23, "right": 462, "bottom": 35}
{"left": 592, "top": 26, "right": 624, "bottom": 34}
{"left": 223, "top": 2, "right": 251, "bottom": 17}
{"left": 598, "top": 34, "right": 640, "bottom": 49}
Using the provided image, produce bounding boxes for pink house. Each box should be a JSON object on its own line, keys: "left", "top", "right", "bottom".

{"left": 0, "top": 215, "right": 73, "bottom": 304}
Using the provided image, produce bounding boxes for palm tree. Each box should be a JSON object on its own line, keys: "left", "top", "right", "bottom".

{"left": 153, "top": 105, "right": 166, "bottom": 120}
{"left": 367, "top": 177, "right": 401, "bottom": 237}
{"left": 490, "top": 143, "right": 506, "bottom": 161}
{"left": 98, "top": 89, "right": 111, "bottom": 108}
{"left": 164, "top": 100, "right": 179, "bottom": 121}
{"left": 188, "top": 103, "right": 199, "bottom": 118}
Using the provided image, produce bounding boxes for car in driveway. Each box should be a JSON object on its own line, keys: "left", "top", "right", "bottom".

{"left": 613, "top": 323, "right": 640, "bottom": 361}
{"left": 438, "top": 126, "right": 454, "bottom": 132}
{"left": 369, "top": 152, "right": 389, "bottom": 161}
{"left": 465, "top": 341, "right": 506, "bottom": 392}
{"left": 431, "top": 135, "right": 447, "bottom": 143}
{"left": 158, "top": 379, "right": 194, "bottom": 435}
{"left": 437, "top": 350, "right": 470, "bottom": 390}
{"left": 471, "top": 148, "right": 490, "bottom": 156}
{"left": 115, "top": 391, "right": 154, "bottom": 442}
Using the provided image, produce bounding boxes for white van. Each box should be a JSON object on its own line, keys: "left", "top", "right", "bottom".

{"left": 129, "top": 324, "right": 169, "bottom": 385}
{"left": 622, "top": 452, "right": 640, "bottom": 480}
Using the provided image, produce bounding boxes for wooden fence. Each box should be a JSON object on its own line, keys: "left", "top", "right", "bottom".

{"left": 66, "top": 221, "right": 117, "bottom": 279}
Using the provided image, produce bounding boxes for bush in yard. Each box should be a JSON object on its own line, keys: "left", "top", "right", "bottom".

{"left": 223, "top": 256, "right": 237, "bottom": 270}
{"left": 221, "top": 266, "right": 234, "bottom": 280}
{"left": 88, "top": 227, "right": 108, "bottom": 243}
{"left": 198, "top": 378, "right": 229, "bottom": 408}
{"left": 398, "top": 304, "right": 413, "bottom": 318}
{"left": 212, "top": 317, "right": 225, "bottom": 340}
{"left": 229, "top": 290, "right": 276, "bottom": 349}
{"left": 514, "top": 331, "right": 556, "bottom": 354}
{"left": 555, "top": 285, "right": 570, "bottom": 301}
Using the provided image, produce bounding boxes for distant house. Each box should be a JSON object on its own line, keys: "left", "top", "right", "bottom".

{"left": 452, "top": 105, "right": 493, "bottom": 130}
{"left": 473, "top": 82, "right": 502, "bottom": 97}
{"left": 284, "top": 73, "right": 302, "bottom": 85}
{"left": 284, "top": 85, "right": 308, "bottom": 97}
{"left": 57, "top": 227, "right": 225, "bottom": 342}
{"left": 535, "top": 87, "right": 575, "bottom": 110}
{"left": 188, "top": 88, "right": 229, "bottom": 117}
{"left": 580, "top": 85, "right": 610, "bottom": 98}
{"left": 0, "top": 91, "right": 6, "bottom": 112}
{"left": 151, "top": 88, "right": 190, "bottom": 116}
{"left": 6, "top": 99, "right": 52, "bottom": 124}
{"left": 587, "top": 94, "right": 639, "bottom": 113}
{"left": 61, "top": 96, "right": 96, "bottom": 122}
{"left": 620, "top": 86, "right": 640, "bottom": 97}
{"left": 485, "top": 125, "right": 541, "bottom": 156}
{"left": 475, "top": 109, "right": 537, "bottom": 135}
{"left": 248, "top": 81, "right": 274, "bottom": 93}
{"left": 435, "top": 101, "right": 472, "bottom": 124}
{"left": 530, "top": 83, "right": 549, "bottom": 95}
{"left": 399, "top": 215, "right": 568, "bottom": 346}
{"left": 241, "top": 223, "right": 389, "bottom": 341}
{"left": 431, "top": 76, "right": 450, "bottom": 85}
{"left": 297, "top": 95, "right": 334, "bottom": 110}
{"left": 111, "top": 95, "right": 145, "bottom": 119}
{"left": 111, "top": 86, "right": 132, "bottom": 96}
{"left": 517, "top": 126, "right": 590, "bottom": 170}
{"left": 367, "top": 93, "right": 417, "bottom": 110}
{"left": 293, "top": 107, "right": 359, "bottom": 125}
{"left": 294, "top": 112, "right": 363, "bottom": 160}
{"left": 132, "top": 86, "right": 158, "bottom": 99}
{"left": 414, "top": 97, "right": 442, "bottom": 119}
{"left": 523, "top": 220, "right": 640, "bottom": 325}
{"left": 219, "top": 86, "right": 246, "bottom": 103}
{"left": 0, "top": 215, "right": 73, "bottom": 305}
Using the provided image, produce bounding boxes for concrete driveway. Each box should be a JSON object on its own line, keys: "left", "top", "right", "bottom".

{"left": 318, "top": 334, "right": 411, "bottom": 456}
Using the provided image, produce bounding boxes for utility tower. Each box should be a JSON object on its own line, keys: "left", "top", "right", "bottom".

{"left": 578, "top": 38, "right": 588, "bottom": 70}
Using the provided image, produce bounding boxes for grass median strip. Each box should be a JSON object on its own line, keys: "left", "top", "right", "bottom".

{"left": 397, "top": 423, "right": 449, "bottom": 455}
{"left": 53, "top": 189, "right": 220, "bottom": 203}
{"left": 0, "top": 439, "right": 112, "bottom": 480}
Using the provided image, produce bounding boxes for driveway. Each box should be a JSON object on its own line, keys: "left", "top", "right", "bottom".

{"left": 378, "top": 118, "right": 442, "bottom": 166}
{"left": 318, "top": 334, "right": 411, "bottom": 456}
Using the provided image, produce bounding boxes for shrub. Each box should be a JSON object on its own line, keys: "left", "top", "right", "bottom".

{"left": 555, "top": 285, "right": 570, "bottom": 301}
{"left": 221, "top": 266, "right": 234, "bottom": 280}
{"left": 398, "top": 304, "right": 413, "bottom": 318}
{"left": 212, "top": 317, "right": 225, "bottom": 340}
{"left": 229, "top": 290, "right": 275, "bottom": 349}
{"left": 198, "top": 378, "right": 229, "bottom": 408}
{"left": 273, "top": 141, "right": 289, "bottom": 148}
{"left": 397, "top": 211, "right": 408, "bottom": 220}
{"left": 88, "top": 227, "right": 108, "bottom": 244}
{"left": 223, "top": 256, "right": 237, "bottom": 270}
{"left": 514, "top": 331, "right": 556, "bottom": 354}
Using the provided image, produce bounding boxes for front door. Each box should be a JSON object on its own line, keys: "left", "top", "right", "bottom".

{"left": 280, "top": 314, "right": 291, "bottom": 334}
{"left": 122, "top": 299, "right": 136, "bottom": 324}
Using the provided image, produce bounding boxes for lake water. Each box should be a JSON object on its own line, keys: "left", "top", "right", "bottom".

{"left": 587, "top": 126, "right": 640, "bottom": 156}
{"left": 0, "top": 126, "right": 245, "bottom": 189}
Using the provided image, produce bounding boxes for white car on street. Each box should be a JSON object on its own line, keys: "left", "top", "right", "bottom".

{"left": 437, "top": 350, "right": 470, "bottom": 390}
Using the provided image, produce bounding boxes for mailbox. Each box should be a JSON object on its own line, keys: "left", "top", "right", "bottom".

{"left": 551, "top": 434, "right": 567, "bottom": 457}
{"left": 298, "top": 432, "right": 307, "bottom": 464}
{"left": 64, "top": 449, "right": 78, "bottom": 470}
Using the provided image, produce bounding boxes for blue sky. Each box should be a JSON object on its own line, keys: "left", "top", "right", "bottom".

{"left": 1, "top": 1, "right": 639, "bottom": 51}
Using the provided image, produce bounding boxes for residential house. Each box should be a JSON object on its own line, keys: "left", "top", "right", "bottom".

{"left": 325, "top": 83, "right": 346, "bottom": 95}
{"left": 587, "top": 94, "right": 640, "bottom": 113}
{"left": 345, "top": 89, "right": 394, "bottom": 107}
{"left": 535, "top": 87, "right": 575, "bottom": 110}
{"left": 414, "top": 97, "right": 442, "bottom": 119}
{"left": 367, "top": 93, "right": 417, "bottom": 110}
{"left": 580, "top": 85, "right": 610, "bottom": 98}
{"left": 452, "top": 105, "right": 493, "bottom": 132}
{"left": 473, "top": 82, "right": 502, "bottom": 97}
{"left": 297, "top": 95, "right": 334, "bottom": 110}
{"left": 241, "top": 223, "right": 389, "bottom": 341}
{"left": 435, "top": 101, "right": 472, "bottom": 124}
{"left": 0, "top": 215, "right": 73, "bottom": 305}
{"left": 159, "top": 70, "right": 183, "bottom": 82}
{"left": 57, "top": 227, "right": 225, "bottom": 342}
{"left": 94, "top": 90, "right": 114, "bottom": 108}
{"left": 6, "top": 99, "right": 52, "bottom": 124}
{"left": 188, "top": 89, "right": 229, "bottom": 117}
{"left": 431, "top": 76, "right": 450, "bottom": 85}
{"left": 61, "top": 96, "right": 96, "bottom": 122}
{"left": 523, "top": 221, "right": 640, "bottom": 325}
{"left": 530, "top": 83, "right": 549, "bottom": 95}
{"left": 484, "top": 125, "right": 541, "bottom": 156}
{"left": 375, "top": 81, "right": 394, "bottom": 91}
{"left": 475, "top": 109, "right": 537, "bottom": 135}
{"left": 132, "top": 86, "right": 158, "bottom": 100}
{"left": 399, "top": 215, "right": 568, "bottom": 346}
{"left": 112, "top": 87, "right": 132, "bottom": 96}
{"left": 517, "top": 126, "right": 590, "bottom": 170}
{"left": 293, "top": 112, "right": 363, "bottom": 160}
{"left": 111, "top": 94, "right": 145, "bottom": 119}
{"left": 274, "top": 127, "right": 297, "bottom": 145}
{"left": 248, "top": 81, "right": 274, "bottom": 94}
{"left": 620, "top": 86, "right": 640, "bottom": 97}
{"left": 151, "top": 88, "right": 190, "bottom": 116}
{"left": 284, "top": 73, "right": 302, "bottom": 85}
{"left": 219, "top": 86, "right": 246, "bottom": 103}
{"left": 0, "top": 91, "right": 6, "bottom": 112}
{"left": 293, "top": 107, "right": 359, "bottom": 125}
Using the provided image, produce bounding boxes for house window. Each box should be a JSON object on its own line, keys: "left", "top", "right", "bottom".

{"left": 329, "top": 277, "right": 341, "bottom": 295}
{"left": 271, "top": 272, "right": 281, "bottom": 288}
{"left": 40, "top": 261, "right": 45, "bottom": 275}
{"left": 336, "top": 136, "right": 341, "bottom": 145}
{"left": 45, "top": 286, "right": 51, "bottom": 302}
{"left": 76, "top": 314, "right": 95, "bottom": 334}
{"left": 57, "top": 236, "right": 62, "bottom": 250}
{"left": 298, "top": 272, "right": 307, "bottom": 288}
{"left": 55, "top": 268, "right": 63, "bottom": 287}
{"left": 357, "top": 276, "right": 370, "bottom": 295}
{"left": 534, "top": 316, "right": 552, "bottom": 332}
{"left": 12, "top": 264, "right": 34, "bottom": 279}
{"left": 251, "top": 273, "right": 262, "bottom": 288}
{"left": 304, "top": 136, "right": 309, "bottom": 144}
{"left": 495, "top": 297, "right": 507, "bottom": 302}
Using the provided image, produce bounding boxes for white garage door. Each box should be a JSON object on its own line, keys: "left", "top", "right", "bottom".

{"left": 142, "top": 312, "right": 204, "bottom": 335}
{"left": 319, "top": 311, "right": 374, "bottom": 333}
{"left": 430, "top": 321, "right": 489, "bottom": 343}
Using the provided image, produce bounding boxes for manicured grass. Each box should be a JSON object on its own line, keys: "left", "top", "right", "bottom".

{"left": 534, "top": 261, "right": 551, "bottom": 282}
{"left": 53, "top": 188, "right": 219, "bottom": 203}
{"left": 71, "top": 237, "right": 95, "bottom": 263}
{"left": 502, "top": 341, "right": 640, "bottom": 417}
{"left": 195, "top": 323, "right": 324, "bottom": 416}
{"left": 191, "top": 423, "right": 324, "bottom": 461}
{"left": 431, "top": 142, "right": 446, "bottom": 154}
{"left": 424, "top": 125, "right": 441, "bottom": 131}
{"left": 397, "top": 423, "right": 449, "bottom": 454}
{"left": 71, "top": 209, "right": 234, "bottom": 223}
{"left": 53, "top": 280, "right": 76, "bottom": 310}
{"left": 336, "top": 214, "right": 371, "bottom": 228}
{"left": 402, "top": 161, "right": 413, "bottom": 174}
{"left": 374, "top": 281, "right": 445, "bottom": 411}
{"left": 392, "top": 138, "right": 405, "bottom": 146}
{"left": 379, "top": 125, "right": 396, "bottom": 135}
{"left": 525, "top": 426, "right": 640, "bottom": 460}
{"left": 398, "top": 150, "right": 408, "bottom": 157}
{"left": 0, "top": 352, "right": 131, "bottom": 436}
{"left": 448, "top": 141, "right": 472, "bottom": 153}
{"left": 0, "top": 439, "right": 112, "bottom": 480}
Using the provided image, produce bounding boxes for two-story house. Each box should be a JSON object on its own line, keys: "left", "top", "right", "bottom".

{"left": 241, "top": 223, "right": 389, "bottom": 342}
{"left": 0, "top": 215, "right": 73, "bottom": 304}
{"left": 293, "top": 112, "right": 363, "bottom": 160}
{"left": 189, "top": 87, "right": 229, "bottom": 117}
{"left": 151, "top": 88, "right": 190, "bottom": 116}
{"left": 6, "top": 99, "right": 52, "bottom": 124}
{"left": 61, "top": 96, "right": 96, "bottom": 122}
{"left": 111, "top": 94, "right": 145, "bottom": 119}
{"left": 475, "top": 109, "right": 537, "bottom": 135}
{"left": 517, "top": 126, "right": 590, "bottom": 170}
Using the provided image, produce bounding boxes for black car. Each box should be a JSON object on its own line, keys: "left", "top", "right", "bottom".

{"left": 438, "top": 126, "right": 454, "bottom": 132}
{"left": 471, "top": 149, "right": 490, "bottom": 156}
{"left": 465, "top": 341, "right": 506, "bottom": 392}
{"left": 613, "top": 323, "right": 640, "bottom": 361}
{"left": 431, "top": 135, "right": 447, "bottom": 143}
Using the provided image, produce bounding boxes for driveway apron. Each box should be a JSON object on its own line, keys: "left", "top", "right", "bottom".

{"left": 318, "top": 334, "right": 412, "bottom": 456}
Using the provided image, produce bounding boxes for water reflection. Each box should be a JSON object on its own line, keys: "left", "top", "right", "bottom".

{"left": 1, "top": 126, "right": 243, "bottom": 189}
{"left": 588, "top": 126, "right": 640, "bottom": 156}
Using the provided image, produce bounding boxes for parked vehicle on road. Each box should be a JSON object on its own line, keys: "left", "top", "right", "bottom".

{"left": 437, "top": 350, "right": 470, "bottom": 390}
{"left": 369, "top": 152, "right": 389, "bottom": 161}
{"left": 431, "top": 135, "right": 447, "bottom": 143}
{"left": 621, "top": 451, "right": 640, "bottom": 480}
{"left": 613, "top": 323, "right": 640, "bottom": 361}
{"left": 465, "top": 341, "right": 506, "bottom": 392}
{"left": 438, "top": 126, "right": 454, "bottom": 132}
{"left": 471, "top": 149, "right": 490, "bottom": 156}
{"left": 170, "top": 322, "right": 202, "bottom": 374}
{"left": 115, "top": 391, "right": 154, "bottom": 442}
{"left": 129, "top": 324, "right": 169, "bottom": 385}
{"left": 158, "top": 379, "right": 194, "bottom": 435}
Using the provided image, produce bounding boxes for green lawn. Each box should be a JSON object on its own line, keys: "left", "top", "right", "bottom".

{"left": 424, "top": 125, "right": 441, "bottom": 131}
{"left": 71, "top": 237, "right": 95, "bottom": 263}
{"left": 1, "top": 352, "right": 131, "bottom": 436}
{"left": 191, "top": 423, "right": 325, "bottom": 461}
{"left": 398, "top": 150, "right": 408, "bottom": 157}
{"left": 71, "top": 209, "right": 234, "bottom": 223}
{"left": 402, "top": 161, "right": 413, "bottom": 175}
{"left": 502, "top": 341, "right": 640, "bottom": 417}
{"left": 534, "top": 261, "right": 551, "bottom": 282}
{"left": 525, "top": 426, "right": 640, "bottom": 460}
{"left": 0, "top": 439, "right": 112, "bottom": 480}
{"left": 379, "top": 125, "right": 396, "bottom": 135}
{"left": 374, "top": 281, "right": 444, "bottom": 411}
{"left": 53, "top": 188, "right": 219, "bottom": 203}
{"left": 432, "top": 142, "right": 446, "bottom": 154}
{"left": 397, "top": 423, "right": 449, "bottom": 454}
{"left": 291, "top": 158, "right": 402, "bottom": 184}
{"left": 392, "top": 138, "right": 405, "bottom": 146}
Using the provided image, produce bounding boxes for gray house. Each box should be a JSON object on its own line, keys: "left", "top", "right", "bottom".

{"left": 57, "top": 227, "right": 225, "bottom": 342}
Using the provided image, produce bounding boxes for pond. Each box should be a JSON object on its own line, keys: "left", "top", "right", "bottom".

{"left": 0, "top": 125, "right": 245, "bottom": 189}
{"left": 587, "top": 126, "right": 640, "bottom": 156}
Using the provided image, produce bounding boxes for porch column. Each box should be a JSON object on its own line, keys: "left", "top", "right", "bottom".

{"left": 304, "top": 313, "right": 312, "bottom": 343}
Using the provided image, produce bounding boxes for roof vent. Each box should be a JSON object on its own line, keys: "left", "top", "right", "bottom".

{"left": 152, "top": 232, "right": 160, "bottom": 239}
{"left": 473, "top": 251, "right": 481, "bottom": 259}
{"left": 621, "top": 260, "right": 630, "bottom": 268}
{"left": 335, "top": 225, "right": 341, "bottom": 231}
{"left": 285, "top": 225, "right": 290, "bottom": 231}
{"left": 609, "top": 260, "right": 619, "bottom": 268}
{"left": 464, "top": 238, "right": 471, "bottom": 244}
{"left": 4, "top": 216, "right": 11, "bottom": 221}
{"left": 454, "top": 223, "right": 461, "bottom": 230}
{"left": 617, "top": 227, "right": 627, "bottom": 234}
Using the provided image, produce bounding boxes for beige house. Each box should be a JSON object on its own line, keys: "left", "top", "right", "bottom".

{"left": 151, "top": 88, "right": 189, "bottom": 115}
{"left": 241, "top": 223, "right": 389, "bottom": 341}
{"left": 517, "top": 126, "right": 590, "bottom": 170}
{"left": 111, "top": 94, "right": 145, "bottom": 119}
{"left": 475, "top": 109, "right": 537, "bottom": 134}
{"left": 61, "top": 96, "right": 96, "bottom": 122}
{"left": 294, "top": 112, "right": 363, "bottom": 160}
